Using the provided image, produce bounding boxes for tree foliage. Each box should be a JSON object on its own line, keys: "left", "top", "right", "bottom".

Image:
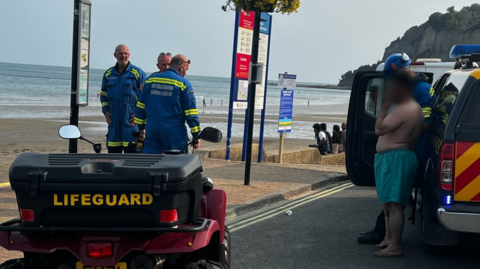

{"left": 223, "top": 0, "right": 300, "bottom": 14}
{"left": 428, "top": 4, "right": 480, "bottom": 31}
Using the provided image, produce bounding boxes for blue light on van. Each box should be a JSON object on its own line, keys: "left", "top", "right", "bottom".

{"left": 446, "top": 195, "right": 452, "bottom": 205}
{"left": 450, "top": 45, "right": 480, "bottom": 58}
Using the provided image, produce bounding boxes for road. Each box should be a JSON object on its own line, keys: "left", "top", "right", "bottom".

{"left": 228, "top": 183, "right": 480, "bottom": 269}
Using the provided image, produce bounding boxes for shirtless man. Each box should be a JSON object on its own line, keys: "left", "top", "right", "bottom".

{"left": 373, "top": 71, "right": 424, "bottom": 257}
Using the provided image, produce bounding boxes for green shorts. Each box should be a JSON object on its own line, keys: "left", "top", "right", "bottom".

{"left": 374, "top": 148, "right": 418, "bottom": 206}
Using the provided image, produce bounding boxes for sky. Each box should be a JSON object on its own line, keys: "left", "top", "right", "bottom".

{"left": 0, "top": 0, "right": 476, "bottom": 84}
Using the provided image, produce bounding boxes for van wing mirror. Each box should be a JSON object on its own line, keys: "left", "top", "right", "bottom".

{"left": 199, "top": 127, "right": 223, "bottom": 143}
{"left": 58, "top": 125, "right": 82, "bottom": 140}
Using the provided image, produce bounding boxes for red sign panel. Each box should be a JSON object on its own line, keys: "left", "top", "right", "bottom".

{"left": 235, "top": 54, "right": 252, "bottom": 79}
{"left": 239, "top": 11, "right": 254, "bottom": 30}
{"left": 235, "top": 11, "right": 255, "bottom": 79}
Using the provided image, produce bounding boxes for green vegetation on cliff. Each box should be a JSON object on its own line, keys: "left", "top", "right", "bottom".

{"left": 338, "top": 4, "right": 480, "bottom": 87}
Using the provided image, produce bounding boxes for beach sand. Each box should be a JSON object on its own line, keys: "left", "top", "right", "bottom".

{"left": 0, "top": 112, "right": 347, "bottom": 184}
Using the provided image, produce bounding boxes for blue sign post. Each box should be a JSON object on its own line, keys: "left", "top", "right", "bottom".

{"left": 277, "top": 84, "right": 295, "bottom": 163}
{"left": 278, "top": 90, "right": 294, "bottom": 133}
{"left": 241, "top": 12, "right": 273, "bottom": 162}
{"left": 257, "top": 13, "right": 273, "bottom": 162}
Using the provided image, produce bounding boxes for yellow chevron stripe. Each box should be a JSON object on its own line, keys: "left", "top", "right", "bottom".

{"left": 455, "top": 143, "right": 480, "bottom": 177}
{"left": 455, "top": 173, "right": 480, "bottom": 201}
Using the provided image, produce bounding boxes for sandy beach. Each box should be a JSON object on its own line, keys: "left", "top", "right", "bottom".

{"left": 0, "top": 112, "right": 347, "bottom": 184}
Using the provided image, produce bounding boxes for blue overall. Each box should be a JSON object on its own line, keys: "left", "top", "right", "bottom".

{"left": 134, "top": 68, "right": 201, "bottom": 154}
{"left": 100, "top": 62, "right": 146, "bottom": 149}
{"left": 413, "top": 74, "right": 435, "bottom": 163}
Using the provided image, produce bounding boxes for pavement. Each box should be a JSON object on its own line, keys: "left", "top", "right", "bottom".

{"left": 229, "top": 184, "right": 480, "bottom": 269}
{"left": 0, "top": 157, "right": 347, "bottom": 263}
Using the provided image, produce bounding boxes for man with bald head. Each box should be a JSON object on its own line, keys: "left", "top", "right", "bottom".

{"left": 99, "top": 44, "right": 146, "bottom": 153}
{"left": 135, "top": 54, "right": 201, "bottom": 153}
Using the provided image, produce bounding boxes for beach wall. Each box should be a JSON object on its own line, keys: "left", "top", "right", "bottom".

{"left": 202, "top": 145, "right": 345, "bottom": 165}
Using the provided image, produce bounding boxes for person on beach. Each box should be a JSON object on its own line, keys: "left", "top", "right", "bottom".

{"left": 211, "top": 99, "right": 213, "bottom": 106}
{"left": 312, "top": 123, "right": 328, "bottom": 155}
{"left": 134, "top": 54, "right": 201, "bottom": 153}
{"left": 332, "top": 125, "right": 342, "bottom": 154}
{"left": 203, "top": 99, "right": 206, "bottom": 107}
{"left": 358, "top": 53, "right": 435, "bottom": 244}
{"left": 100, "top": 44, "right": 146, "bottom": 153}
{"left": 156, "top": 52, "right": 172, "bottom": 73}
{"left": 341, "top": 122, "right": 347, "bottom": 150}
{"left": 321, "top": 123, "right": 332, "bottom": 153}
{"left": 373, "top": 71, "right": 423, "bottom": 257}
{"left": 140, "top": 52, "right": 172, "bottom": 92}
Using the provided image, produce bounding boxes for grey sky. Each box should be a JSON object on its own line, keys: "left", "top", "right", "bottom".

{"left": 0, "top": 0, "right": 475, "bottom": 84}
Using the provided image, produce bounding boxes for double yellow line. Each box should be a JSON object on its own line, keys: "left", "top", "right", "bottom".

{"left": 229, "top": 182, "right": 354, "bottom": 232}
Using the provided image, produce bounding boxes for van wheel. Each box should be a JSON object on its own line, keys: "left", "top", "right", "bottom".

{"left": 0, "top": 259, "right": 30, "bottom": 269}
{"left": 421, "top": 197, "right": 443, "bottom": 254}
{"left": 223, "top": 226, "right": 231, "bottom": 269}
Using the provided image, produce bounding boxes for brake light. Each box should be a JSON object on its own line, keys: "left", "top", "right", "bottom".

{"left": 20, "top": 209, "right": 34, "bottom": 222}
{"left": 160, "top": 209, "right": 178, "bottom": 223}
{"left": 87, "top": 242, "right": 113, "bottom": 258}
{"left": 440, "top": 143, "right": 454, "bottom": 191}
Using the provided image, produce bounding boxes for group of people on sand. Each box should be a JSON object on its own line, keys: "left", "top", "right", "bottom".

{"left": 99, "top": 45, "right": 201, "bottom": 154}
{"left": 311, "top": 122, "right": 346, "bottom": 155}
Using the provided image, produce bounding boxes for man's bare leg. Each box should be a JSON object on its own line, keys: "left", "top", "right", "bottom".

{"left": 374, "top": 202, "right": 404, "bottom": 257}
{"left": 376, "top": 204, "right": 390, "bottom": 248}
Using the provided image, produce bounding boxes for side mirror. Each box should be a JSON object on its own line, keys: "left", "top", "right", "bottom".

{"left": 58, "top": 125, "right": 82, "bottom": 140}
{"left": 199, "top": 127, "right": 223, "bottom": 143}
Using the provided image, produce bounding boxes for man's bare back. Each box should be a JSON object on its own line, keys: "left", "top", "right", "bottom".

{"left": 375, "top": 99, "right": 423, "bottom": 153}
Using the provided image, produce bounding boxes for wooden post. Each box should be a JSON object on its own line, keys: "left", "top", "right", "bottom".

{"left": 279, "top": 131, "right": 285, "bottom": 163}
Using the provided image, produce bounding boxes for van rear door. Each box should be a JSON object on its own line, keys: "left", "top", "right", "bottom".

{"left": 346, "top": 71, "right": 386, "bottom": 186}
{"left": 450, "top": 74, "right": 480, "bottom": 202}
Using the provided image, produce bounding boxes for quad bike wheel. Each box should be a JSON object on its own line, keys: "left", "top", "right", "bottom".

{"left": 223, "top": 227, "right": 231, "bottom": 269}
{"left": 0, "top": 259, "right": 31, "bottom": 269}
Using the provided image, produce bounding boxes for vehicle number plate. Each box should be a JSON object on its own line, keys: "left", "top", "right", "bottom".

{"left": 75, "top": 262, "right": 127, "bottom": 269}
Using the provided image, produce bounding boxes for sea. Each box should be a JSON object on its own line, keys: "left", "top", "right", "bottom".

{"left": 0, "top": 62, "right": 350, "bottom": 139}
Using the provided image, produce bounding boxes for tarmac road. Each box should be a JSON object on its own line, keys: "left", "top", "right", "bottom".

{"left": 228, "top": 183, "right": 480, "bottom": 269}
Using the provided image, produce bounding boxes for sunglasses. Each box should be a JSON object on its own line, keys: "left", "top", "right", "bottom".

{"left": 159, "top": 52, "right": 172, "bottom": 56}
{"left": 400, "top": 53, "right": 410, "bottom": 63}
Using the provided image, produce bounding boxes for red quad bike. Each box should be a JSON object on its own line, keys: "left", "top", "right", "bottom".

{"left": 0, "top": 125, "right": 230, "bottom": 269}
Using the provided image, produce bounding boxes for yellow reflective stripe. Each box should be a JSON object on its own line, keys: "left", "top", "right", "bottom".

{"left": 429, "top": 87, "right": 434, "bottom": 97}
{"left": 137, "top": 102, "right": 145, "bottom": 109}
{"left": 101, "top": 102, "right": 109, "bottom": 107}
{"left": 100, "top": 91, "right": 107, "bottom": 96}
{"left": 145, "top": 78, "right": 186, "bottom": 90}
{"left": 191, "top": 126, "right": 201, "bottom": 133}
{"left": 105, "top": 69, "right": 112, "bottom": 78}
{"left": 184, "top": 109, "right": 198, "bottom": 116}
{"left": 108, "top": 141, "right": 122, "bottom": 147}
{"left": 134, "top": 117, "right": 146, "bottom": 125}
{"left": 123, "top": 141, "right": 135, "bottom": 147}
{"left": 424, "top": 114, "right": 431, "bottom": 118}
{"left": 131, "top": 69, "right": 140, "bottom": 79}
{"left": 422, "top": 107, "right": 432, "bottom": 112}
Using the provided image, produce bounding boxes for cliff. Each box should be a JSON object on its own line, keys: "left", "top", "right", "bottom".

{"left": 338, "top": 4, "right": 480, "bottom": 87}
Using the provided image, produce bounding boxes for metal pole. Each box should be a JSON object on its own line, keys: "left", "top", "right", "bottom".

{"left": 69, "top": 0, "right": 80, "bottom": 153}
{"left": 244, "top": 10, "right": 262, "bottom": 185}
{"left": 241, "top": 106, "right": 249, "bottom": 161}
{"left": 226, "top": 11, "right": 241, "bottom": 161}
{"left": 278, "top": 132, "right": 284, "bottom": 163}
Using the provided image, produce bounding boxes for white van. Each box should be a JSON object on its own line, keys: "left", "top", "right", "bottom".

{"left": 376, "top": 58, "right": 456, "bottom": 84}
